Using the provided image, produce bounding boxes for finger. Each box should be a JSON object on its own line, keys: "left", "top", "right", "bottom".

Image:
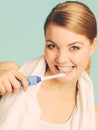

{"left": 8, "top": 71, "right": 28, "bottom": 92}
{"left": 1, "top": 77, "right": 13, "bottom": 93}
{"left": 8, "top": 75, "right": 21, "bottom": 93}
{"left": 13, "top": 71, "right": 28, "bottom": 91}
{"left": 0, "top": 81, "right": 6, "bottom": 95}
{"left": 1, "top": 71, "right": 20, "bottom": 93}
{"left": 0, "top": 69, "right": 21, "bottom": 94}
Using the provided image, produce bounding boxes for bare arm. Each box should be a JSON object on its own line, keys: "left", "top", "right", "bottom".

{"left": 0, "top": 61, "right": 28, "bottom": 95}
{"left": 0, "top": 61, "right": 19, "bottom": 70}
{"left": 95, "top": 106, "right": 98, "bottom": 130}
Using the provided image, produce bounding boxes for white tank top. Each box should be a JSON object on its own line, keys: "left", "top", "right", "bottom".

{"left": 36, "top": 107, "right": 76, "bottom": 130}
{"left": 36, "top": 119, "right": 71, "bottom": 130}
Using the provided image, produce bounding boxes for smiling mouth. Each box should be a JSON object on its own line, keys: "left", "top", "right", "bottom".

{"left": 55, "top": 65, "right": 75, "bottom": 73}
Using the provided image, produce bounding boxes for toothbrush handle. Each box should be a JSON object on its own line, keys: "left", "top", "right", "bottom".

{"left": 18, "top": 76, "right": 41, "bottom": 87}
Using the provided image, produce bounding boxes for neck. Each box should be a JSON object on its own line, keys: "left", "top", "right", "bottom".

{"left": 42, "top": 79, "right": 78, "bottom": 100}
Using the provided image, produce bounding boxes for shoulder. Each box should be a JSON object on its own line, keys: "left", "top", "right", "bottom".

{"left": 95, "top": 105, "right": 98, "bottom": 130}
{"left": 0, "top": 61, "right": 19, "bottom": 70}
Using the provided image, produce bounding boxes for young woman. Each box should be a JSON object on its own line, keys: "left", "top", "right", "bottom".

{"left": 0, "top": 1, "right": 98, "bottom": 130}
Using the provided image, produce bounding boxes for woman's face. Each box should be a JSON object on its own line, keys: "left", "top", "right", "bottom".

{"left": 44, "top": 23, "right": 96, "bottom": 82}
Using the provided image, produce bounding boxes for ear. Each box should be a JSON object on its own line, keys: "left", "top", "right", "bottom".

{"left": 90, "top": 37, "right": 97, "bottom": 56}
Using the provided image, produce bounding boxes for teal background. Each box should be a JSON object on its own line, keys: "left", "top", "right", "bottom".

{"left": 0, "top": 0, "right": 98, "bottom": 105}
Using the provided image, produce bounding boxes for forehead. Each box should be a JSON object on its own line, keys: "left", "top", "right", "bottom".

{"left": 45, "top": 23, "right": 90, "bottom": 45}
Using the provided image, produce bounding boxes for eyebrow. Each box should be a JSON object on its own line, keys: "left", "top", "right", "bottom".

{"left": 46, "top": 39, "right": 84, "bottom": 46}
{"left": 68, "top": 41, "right": 84, "bottom": 46}
{"left": 46, "top": 40, "right": 56, "bottom": 44}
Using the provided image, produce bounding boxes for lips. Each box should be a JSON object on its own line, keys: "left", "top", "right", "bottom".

{"left": 55, "top": 65, "right": 75, "bottom": 73}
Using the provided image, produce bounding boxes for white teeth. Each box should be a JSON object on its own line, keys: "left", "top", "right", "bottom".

{"left": 58, "top": 66, "right": 73, "bottom": 72}
{"left": 58, "top": 67, "right": 67, "bottom": 71}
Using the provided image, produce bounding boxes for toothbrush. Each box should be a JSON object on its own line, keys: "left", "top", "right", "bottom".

{"left": 19, "top": 73, "right": 65, "bottom": 87}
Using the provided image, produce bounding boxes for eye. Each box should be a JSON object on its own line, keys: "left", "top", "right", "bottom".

{"left": 47, "top": 44, "right": 56, "bottom": 49}
{"left": 70, "top": 46, "right": 80, "bottom": 51}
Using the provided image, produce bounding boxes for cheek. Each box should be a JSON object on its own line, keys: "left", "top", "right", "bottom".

{"left": 44, "top": 49, "right": 50, "bottom": 59}
{"left": 44, "top": 49, "right": 53, "bottom": 64}
{"left": 73, "top": 52, "right": 90, "bottom": 68}
{"left": 44, "top": 48, "right": 56, "bottom": 60}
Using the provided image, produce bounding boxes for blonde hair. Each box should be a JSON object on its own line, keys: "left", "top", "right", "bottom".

{"left": 44, "top": 1, "right": 97, "bottom": 74}
{"left": 85, "top": 60, "right": 91, "bottom": 74}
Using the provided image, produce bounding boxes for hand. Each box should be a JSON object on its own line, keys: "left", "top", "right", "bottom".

{"left": 0, "top": 69, "right": 28, "bottom": 95}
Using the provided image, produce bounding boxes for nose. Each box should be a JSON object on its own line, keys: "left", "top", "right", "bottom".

{"left": 55, "top": 50, "right": 69, "bottom": 64}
